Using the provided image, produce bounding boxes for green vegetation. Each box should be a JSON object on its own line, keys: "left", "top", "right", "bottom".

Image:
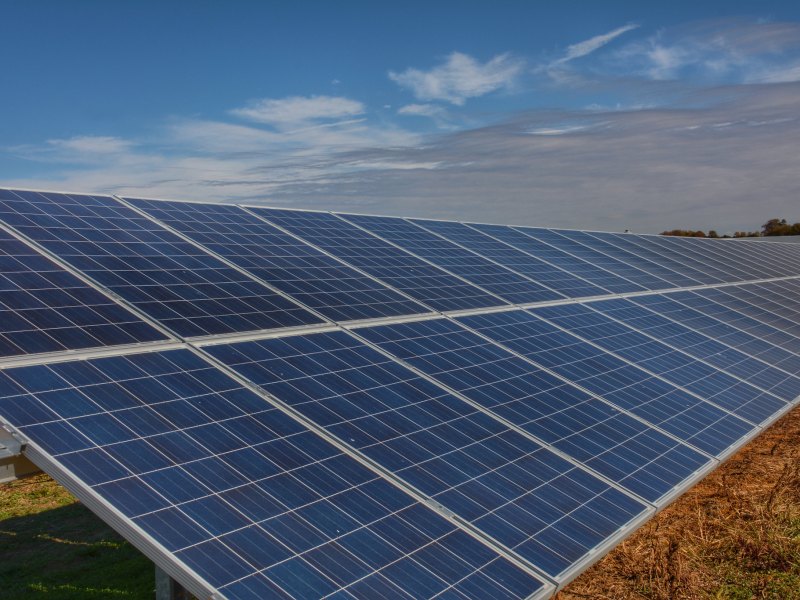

{"left": 660, "top": 218, "right": 800, "bottom": 239}
{"left": 0, "top": 474, "right": 153, "bottom": 599}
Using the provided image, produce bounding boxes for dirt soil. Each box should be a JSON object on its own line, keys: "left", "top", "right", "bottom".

{"left": 558, "top": 407, "right": 800, "bottom": 600}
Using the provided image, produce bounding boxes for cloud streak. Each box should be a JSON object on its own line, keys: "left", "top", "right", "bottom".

{"left": 389, "top": 52, "right": 524, "bottom": 105}
{"left": 554, "top": 23, "right": 639, "bottom": 65}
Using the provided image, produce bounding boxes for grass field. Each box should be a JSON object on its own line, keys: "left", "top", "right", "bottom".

{"left": 1, "top": 407, "right": 798, "bottom": 600}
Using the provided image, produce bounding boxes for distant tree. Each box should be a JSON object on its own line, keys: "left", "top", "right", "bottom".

{"left": 660, "top": 219, "right": 799, "bottom": 238}
{"left": 707, "top": 230, "right": 719, "bottom": 238}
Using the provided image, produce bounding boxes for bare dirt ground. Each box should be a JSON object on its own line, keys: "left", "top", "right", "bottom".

{"left": 558, "top": 407, "right": 800, "bottom": 600}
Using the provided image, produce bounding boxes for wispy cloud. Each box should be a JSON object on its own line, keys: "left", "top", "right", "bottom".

{"left": 230, "top": 95, "right": 365, "bottom": 126}
{"left": 389, "top": 52, "right": 524, "bottom": 105}
{"left": 398, "top": 103, "right": 448, "bottom": 118}
{"left": 610, "top": 19, "right": 800, "bottom": 82}
{"left": 554, "top": 24, "right": 639, "bottom": 65}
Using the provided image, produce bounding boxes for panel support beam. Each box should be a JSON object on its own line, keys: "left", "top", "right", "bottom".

{"left": 155, "top": 565, "right": 193, "bottom": 600}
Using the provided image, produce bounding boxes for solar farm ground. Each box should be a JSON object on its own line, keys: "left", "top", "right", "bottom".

{"left": 2, "top": 406, "right": 798, "bottom": 600}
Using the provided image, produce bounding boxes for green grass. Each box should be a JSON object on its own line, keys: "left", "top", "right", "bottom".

{"left": 0, "top": 474, "right": 153, "bottom": 599}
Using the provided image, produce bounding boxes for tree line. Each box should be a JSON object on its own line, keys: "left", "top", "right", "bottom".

{"left": 660, "top": 218, "right": 800, "bottom": 238}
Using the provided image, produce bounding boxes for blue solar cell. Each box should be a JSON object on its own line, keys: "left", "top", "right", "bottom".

{"left": 531, "top": 303, "right": 786, "bottom": 426}
{"left": 459, "top": 309, "right": 754, "bottom": 458}
{"left": 340, "top": 213, "right": 563, "bottom": 304}
{"left": 549, "top": 229, "right": 700, "bottom": 288}
{"left": 0, "top": 225, "right": 166, "bottom": 356}
{"left": 0, "top": 190, "right": 322, "bottom": 337}
{"left": 470, "top": 223, "right": 642, "bottom": 294}
{"left": 590, "top": 297, "right": 800, "bottom": 402}
{"left": 583, "top": 231, "right": 720, "bottom": 285}
{"left": 521, "top": 229, "right": 675, "bottom": 291}
{"left": 248, "top": 207, "right": 507, "bottom": 312}
{"left": 356, "top": 317, "right": 712, "bottom": 504}
{"left": 630, "top": 293, "right": 800, "bottom": 374}
{"left": 125, "top": 198, "right": 431, "bottom": 322}
{"left": 0, "top": 348, "right": 546, "bottom": 599}
{"left": 206, "top": 330, "right": 650, "bottom": 580}
{"left": 415, "top": 218, "right": 641, "bottom": 299}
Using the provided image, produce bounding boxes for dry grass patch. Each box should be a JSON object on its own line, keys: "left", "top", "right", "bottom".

{"left": 558, "top": 407, "right": 800, "bottom": 600}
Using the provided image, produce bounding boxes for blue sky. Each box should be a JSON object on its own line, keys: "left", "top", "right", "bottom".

{"left": 3, "top": 1, "right": 800, "bottom": 233}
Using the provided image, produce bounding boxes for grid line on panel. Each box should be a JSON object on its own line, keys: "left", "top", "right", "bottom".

{"left": 412, "top": 219, "right": 628, "bottom": 301}
{"left": 569, "top": 299, "right": 793, "bottom": 422}
{"left": 461, "top": 223, "right": 616, "bottom": 299}
{"left": 337, "top": 213, "right": 564, "bottom": 306}
{"left": 351, "top": 317, "right": 716, "bottom": 507}
{"left": 520, "top": 229, "right": 677, "bottom": 292}
{"left": 587, "top": 297, "right": 800, "bottom": 403}
{"left": 0, "top": 347, "right": 549, "bottom": 599}
{"left": 0, "top": 221, "right": 170, "bottom": 360}
{"left": 204, "top": 328, "right": 652, "bottom": 584}
{"left": 247, "top": 206, "right": 510, "bottom": 313}
{"left": 114, "top": 196, "right": 337, "bottom": 328}
{"left": 457, "top": 307, "right": 756, "bottom": 460}
{"left": 528, "top": 303, "right": 784, "bottom": 430}
{"left": 123, "top": 197, "right": 434, "bottom": 325}
{"left": 499, "top": 226, "right": 647, "bottom": 295}
{"left": 540, "top": 229, "right": 689, "bottom": 290}
{"left": 238, "top": 206, "right": 444, "bottom": 323}
{"left": 193, "top": 341, "right": 561, "bottom": 590}
{"left": 0, "top": 189, "right": 324, "bottom": 339}
{"left": 580, "top": 231, "right": 718, "bottom": 286}
{"left": 331, "top": 212, "right": 518, "bottom": 309}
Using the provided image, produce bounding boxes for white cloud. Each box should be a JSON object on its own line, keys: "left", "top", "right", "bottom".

{"left": 554, "top": 24, "right": 639, "bottom": 65}
{"left": 47, "top": 136, "right": 133, "bottom": 154}
{"left": 398, "top": 104, "right": 448, "bottom": 118}
{"left": 389, "top": 52, "right": 524, "bottom": 105}
{"left": 230, "top": 95, "right": 365, "bottom": 126}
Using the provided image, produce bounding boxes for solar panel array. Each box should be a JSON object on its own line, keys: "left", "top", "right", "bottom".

{"left": 1, "top": 187, "right": 799, "bottom": 600}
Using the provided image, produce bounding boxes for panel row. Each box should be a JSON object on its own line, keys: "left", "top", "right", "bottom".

{"left": 3, "top": 188, "right": 800, "bottom": 364}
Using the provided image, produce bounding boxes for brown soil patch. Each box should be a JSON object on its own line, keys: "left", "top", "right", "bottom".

{"left": 558, "top": 407, "right": 800, "bottom": 600}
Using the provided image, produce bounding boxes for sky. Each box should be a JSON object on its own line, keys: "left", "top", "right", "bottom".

{"left": 2, "top": 1, "right": 800, "bottom": 233}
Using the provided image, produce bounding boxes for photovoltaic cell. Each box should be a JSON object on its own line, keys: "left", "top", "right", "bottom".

{"left": 582, "top": 231, "right": 721, "bottom": 286}
{"left": 629, "top": 293, "right": 800, "bottom": 377}
{"left": 470, "top": 223, "right": 643, "bottom": 294}
{"left": 339, "top": 213, "right": 563, "bottom": 304}
{"left": 249, "top": 207, "right": 507, "bottom": 312}
{"left": 0, "top": 349, "right": 547, "bottom": 599}
{"left": 356, "top": 317, "right": 712, "bottom": 504}
{"left": 520, "top": 229, "right": 673, "bottom": 291}
{"left": 0, "top": 190, "right": 322, "bottom": 338}
{"left": 206, "top": 331, "right": 649, "bottom": 580}
{"left": 409, "top": 219, "right": 609, "bottom": 299}
{"left": 545, "top": 229, "right": 696, "bottom": 288}
{"left": 458, "top": 309, "right": 754, "bottom": 458}
{"left": 125, "top": 197, "right": 430, "bottom": 323}
{"left": 0, "top": 228, "right": 166, "bottom": 357}
{"left": 530, "top": 303, "right": 786, "bottom": 426}
{"left": 589, "top": 298, "right": 800, "bottom": 402}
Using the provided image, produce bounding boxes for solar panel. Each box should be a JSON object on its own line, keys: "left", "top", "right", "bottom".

{"left": 529, "top": 303, "right": 787, "bottom": 426}
{"left": 517, "top": 229, "right": 675, "bottom": 291}
{"left": 588, "top": 297, "right": 800, "bottom": 402}
{"left": 249, "top": 207, "right": 508, "bottom": 312}
{"left": 543, "top": 229, "right": 700, "bottom": 288}
{"left": 204, "top": 331, "right": 651, "bottom": 581}
{"left": 338, "top": 214, "right": 563, "bottom": 305}
{"left": 2, "top": 186, "right": 800, "bottom": 600}
{"left": 582, "top": 231, "right": 722, "bottom": 285}
{"left": 354, "top": 317, "right": 712, "bottom": 504}
{"left": 0, "top": 190, "right": 323, "bottom": 338}
{"left": 408, "top": 219, "right": 611, "bottom": 299}
{"left": 0, "top": 226, "right": 167, "bottom": 357}
{"left": 457, "top": 309, "right": 754, "bottom": 458}
{"left": 0, "top": 348, "right": 549, "bottom": 599}
{"left": 124, "top": 198, "right": 432, "bottom": 323}
{"left": 469, "top": 223, "right": 645, "bottom": 294}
